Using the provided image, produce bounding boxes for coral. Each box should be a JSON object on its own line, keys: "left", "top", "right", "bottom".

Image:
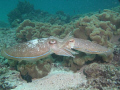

{"left": 73, "top": 54, "right": 95, "bottom": 66}
{"left": 63, "top": 58, "right": 82, "bottom": 72}
{"left": 98, "top": 9, "right": 120, "bottom": 29}
{"left": 72, "top": 10, "right": 120, "bottom": 62}
{"left": 97, "top": 9, "right": 120, "bottom": 35}
{"left": 16, "top": 10, "right": 118, "bottom": 48}
{"left": 16, "top": 19, "right": 36, "bottom": 42}
{"left": 16, "top": 19, "right": 73, "bottom": 42}
{"left": 83, "top": 63, "right": 120, "bottom": 89}
{"left": 73, "top": 15, "right": 115, "bottom": 47}
{"left": 17, "top": 58, "right": 52, "bottom": 78}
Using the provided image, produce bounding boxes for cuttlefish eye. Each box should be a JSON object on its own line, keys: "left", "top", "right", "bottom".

{"left": 49, "top": 39, "right": 57, "bottom": 44}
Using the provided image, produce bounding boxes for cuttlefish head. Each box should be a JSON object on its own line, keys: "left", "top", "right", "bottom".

{"left": 47, "top": 36, "right": 61, "bottom": 53}
{"left": 47, "top": 34, "right": 77, "bottom": 58}
{"left": 65, "top": 38, "right": 75, "bottom": 49}
{"left": 48, "top": 38, "right": 58, "bottom": 49}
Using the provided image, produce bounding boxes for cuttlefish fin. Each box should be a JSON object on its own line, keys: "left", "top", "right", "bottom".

{"left": 1, "top": 48, "right": 52, "bottom": 62}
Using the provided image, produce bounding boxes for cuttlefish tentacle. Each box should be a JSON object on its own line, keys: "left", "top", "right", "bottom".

{"left": 63, "top": 47, "right": 78, "bottom": 55}
{"left": 65, "top": 38, "right": 113, "bottom": 56}
{"left": 48, "top": 36, "right": 75, "bottom": 57}
{"left": 52, "top": 32, "right": 77, "bottom": 57}
{"left": 1, "top": 38, "right": 52, "bottom": 61}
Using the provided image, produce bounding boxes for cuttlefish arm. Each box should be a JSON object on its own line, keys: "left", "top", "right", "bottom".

{"left": 47, "top": 36, "right": 76, "bottom": 58}
{"left": 1, "top": 38, "right": 52, "bottom": 62}
{"left": 65, "top": 38, "right": 113, "bottom": 56}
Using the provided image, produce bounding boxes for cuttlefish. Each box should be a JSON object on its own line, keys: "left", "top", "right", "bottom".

{"left": 1, "top": 33, "right": 112, "bottom": 62}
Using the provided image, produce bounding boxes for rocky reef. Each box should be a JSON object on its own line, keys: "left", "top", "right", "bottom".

{"left": 65, "top": 62, "right": 120, "bottom": 90}
{"left": 0, "top": 4, "right": 120, "bottom": 90}
{"left": 83, "top": 63, "right": 120, "bottom": 89}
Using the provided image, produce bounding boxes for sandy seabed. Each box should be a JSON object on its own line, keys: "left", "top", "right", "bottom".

{"left": 13, "top": 68, "right": 87, "bottom": 90}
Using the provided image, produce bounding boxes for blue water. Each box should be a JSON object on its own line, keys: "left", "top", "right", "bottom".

{"left": 0, "top": 0, "right": 119, "bottom": 22}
